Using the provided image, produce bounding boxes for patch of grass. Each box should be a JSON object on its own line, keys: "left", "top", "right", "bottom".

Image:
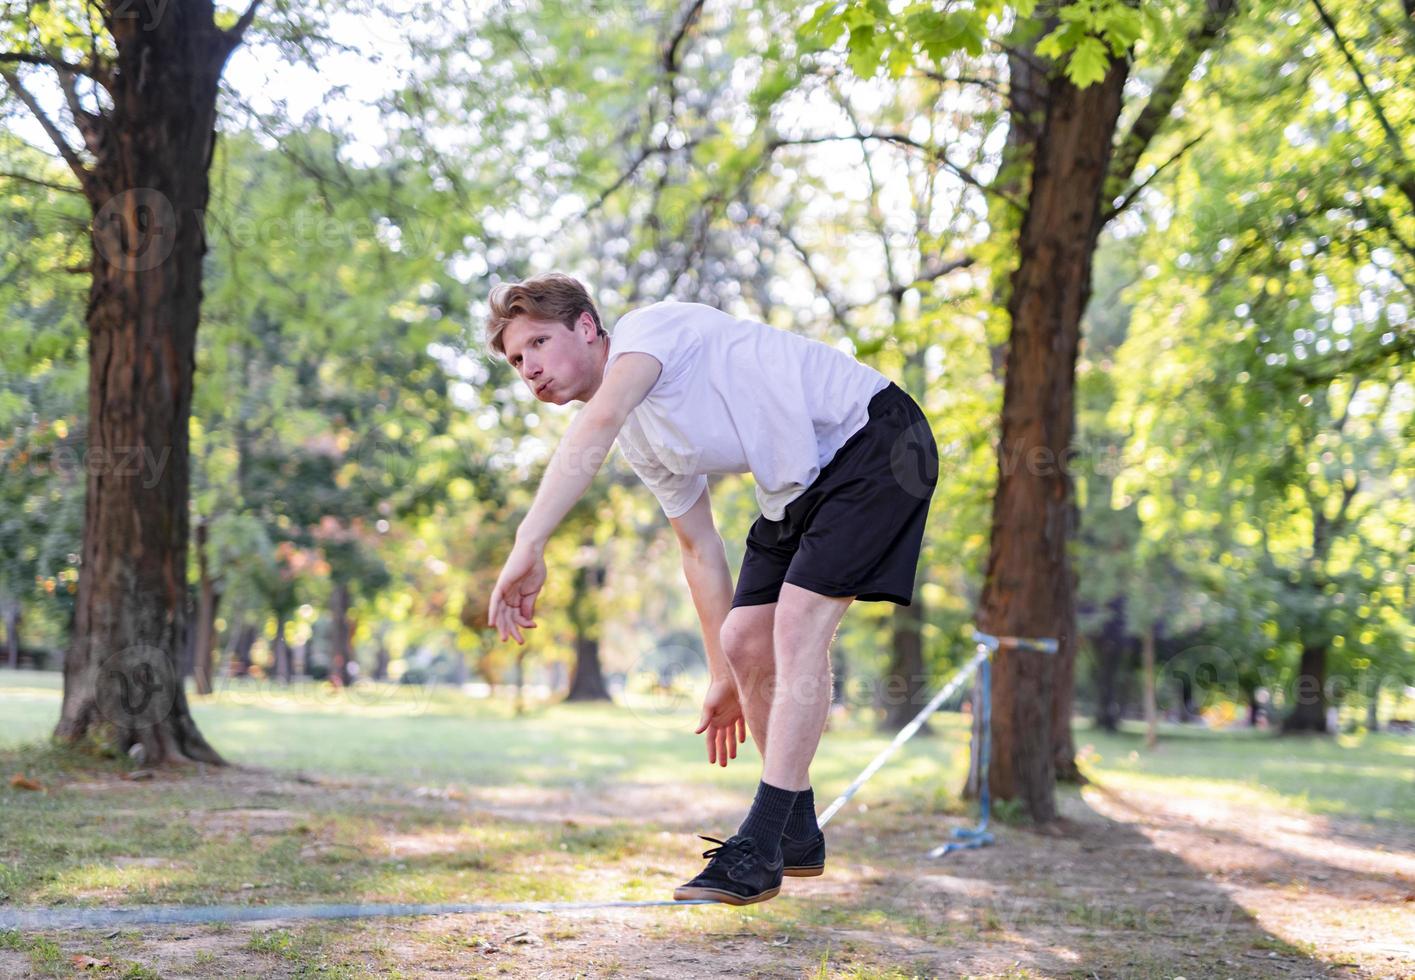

{"left": 1075, "top": 721, "right": 1413, "bottom": 823}
{"left": 2, "top": 665, "right": 1411, "bottom": 946}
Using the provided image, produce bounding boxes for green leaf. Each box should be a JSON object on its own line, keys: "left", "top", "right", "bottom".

{"left": 1067, "top": 35, "right": 1110, "bottom": 87}
{"left": 846, "top": 23, "right": 885, "bottom": 78}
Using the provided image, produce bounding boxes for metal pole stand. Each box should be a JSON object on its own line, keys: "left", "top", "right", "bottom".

{"left": 929, "top": 628, "right": 1058, "bottom": 858}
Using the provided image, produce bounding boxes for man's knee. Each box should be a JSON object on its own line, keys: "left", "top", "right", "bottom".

{"left": 720, "top": 611, "right": 774, "bottom": 673}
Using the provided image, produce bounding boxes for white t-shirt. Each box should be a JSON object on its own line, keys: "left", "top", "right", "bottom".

{"left": 605, "top": 301, "right": 889, "bottom": 520}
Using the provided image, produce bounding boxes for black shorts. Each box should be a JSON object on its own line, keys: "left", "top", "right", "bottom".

{"left": 730, "top": 382, "right": 938, "bottom": 608}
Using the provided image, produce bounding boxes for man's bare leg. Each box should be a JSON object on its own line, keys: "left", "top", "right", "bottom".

{"left": 720, "top": 602, "right": 777, "bottom": 755}
{"left": 761, "top": 583, "right": 853, "bottom": 791}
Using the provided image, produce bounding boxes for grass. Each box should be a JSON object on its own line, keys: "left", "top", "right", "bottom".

{"left": 0, "top": 666, "right": 1410, "bottom": 920}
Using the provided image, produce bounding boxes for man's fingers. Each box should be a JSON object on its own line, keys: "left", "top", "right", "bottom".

{"left": 737, "top": 717, "right": 747, "bottom": 744}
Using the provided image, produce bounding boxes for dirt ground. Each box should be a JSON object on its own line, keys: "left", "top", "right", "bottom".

{"left": 2, "top": 764, "right": 1412, "bottom": 979}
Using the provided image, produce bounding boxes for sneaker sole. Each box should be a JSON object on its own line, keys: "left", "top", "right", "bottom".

{"left": 673, "top": 884, "right": 781, "bottom": 906}
{"left": 782, "top": 865, "right": 824, "bottom": 877}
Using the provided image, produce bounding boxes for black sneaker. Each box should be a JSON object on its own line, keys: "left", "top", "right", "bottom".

{"left": 780, "top": 830, "right": 826, "bottom": 877}
{"left": 673, "top": 834, "right": 783, "bottom": 906}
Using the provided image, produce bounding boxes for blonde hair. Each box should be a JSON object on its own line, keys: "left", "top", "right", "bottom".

{"left": 485, "top": 272, "right": 605, "bottom": 358}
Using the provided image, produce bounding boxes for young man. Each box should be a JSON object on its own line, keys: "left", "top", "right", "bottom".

{"left": 486, "top": 272, "right": 938, "bottom": 906}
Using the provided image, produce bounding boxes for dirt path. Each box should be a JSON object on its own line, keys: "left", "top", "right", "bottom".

{"left": 4, "top": 765, "right": 1411, "bottom": 978}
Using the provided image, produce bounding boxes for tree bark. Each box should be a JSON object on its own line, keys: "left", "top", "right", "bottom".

{"left": 1141, "top": 622, "right": 1158, "bottom": 750}
{"left": 329, "top": 584, "right": 354, "bottom": 687}
{"left": 4, "top": 599, "right": 20, "bottom": 670}
{"left": 191, "top": 518, "right": 220, "bottom": 695}
{"left": 1282, "top": 642, "right": 1329, "bottom": 733}
{"left": 564, "top": 559, "right": 610, "bottom": 702}
{"left": 879, "top": 591, "right": 929, "bottom": 731}
{"left": 1091, "top": 596, "right": 1128, "bottom": 731}
{"left": 271, "top": 614, "right": 291, "bottom": 685}
{"left": 1050, "top": 554, "right": 1084, "bottom": 781}
{"left": 45, "top": 0, "right": 251, "bottom": 766}
{"left": 228, "top": 619, "right": 257, "bottom": 677}
{"left": 969, "top": 31, "right": 1130, "bottom": 823}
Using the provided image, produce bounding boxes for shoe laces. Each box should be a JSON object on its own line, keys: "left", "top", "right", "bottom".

{"left": 697, "top": 834, "right": 760, "bottom": 877}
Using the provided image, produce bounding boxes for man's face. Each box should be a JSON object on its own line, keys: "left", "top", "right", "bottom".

{"left": 501, "top": 312, "right": 600, "bottom": 405}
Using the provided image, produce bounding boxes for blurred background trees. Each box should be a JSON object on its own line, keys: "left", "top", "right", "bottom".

{"left": 2, "top": 0, "right": 1411, "bottom": 797}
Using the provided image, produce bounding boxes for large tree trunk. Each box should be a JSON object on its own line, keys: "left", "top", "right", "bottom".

{"left": 564, "top": 558, "right": 610, "bottom": 702}
{"left": 968, "top": 26, "right": 1130, "bottom": 823}
{"left": 1282, "top": 642, "right": 1329, "bottom": 733}
{"left": 192, "top": 518, "right": 220, "bottom": 695}
{"left": 879, "top": 595, "right": 928, "bottom": 731}
{"left": 43, "top": 1, "right": 252, "bottom": 766}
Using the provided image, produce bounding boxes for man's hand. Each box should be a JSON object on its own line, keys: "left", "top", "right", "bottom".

{"left": 488, "top": 539, "right": 546, "bottom": 644}
{"left": 695, "top": 676, "right": 749, "bottom": 767}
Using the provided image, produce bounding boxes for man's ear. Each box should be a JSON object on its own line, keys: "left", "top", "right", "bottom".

{"left": 579, "top": 311, "right": 599, "bottom": 341}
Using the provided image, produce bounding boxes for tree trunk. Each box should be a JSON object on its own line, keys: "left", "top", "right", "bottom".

{"left": 1091, "top": 597, "right": 1127, "bottom": 731}
{"left": 329, "top": 584, "right": 353, "bottom": 687}
{"left": 4, "top": 599, "right": 20, "bottom": 670}
{"left": 1141, "top": 622, "right": 1158, "bottom": 750}
{"left": 46, "top": 1, "right": 250, "bottom": 766}
{"left": 1050, "top": 557, "right": 1083, "bottom": 781}
{"left": 969, "top": 29, "right": 1130, "bottom": 823}
{"left": 1365, "top": 678, "right": 1379, "bottom": 732}
{"left": 564, "top": 557, "right": 611, "bottom": 702}
{"left": 566, "top": 634, "right": 611, "bottom": 702}
{"left": 1282, "top": 642, "right": 1329, "bottom": 733}
{"left": 192, "top": 518, "right": 220, "bottom": 695}
{"left": 271, "top": 614, "right": 291, "bottom": 685}
{"left": 228, "top": 619, "right": 257, "bottom": 677}
{"left": 879, "top": 591, "right": 928, "bottom": 731}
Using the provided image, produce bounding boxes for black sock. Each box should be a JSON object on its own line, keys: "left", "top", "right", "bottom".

{"left": 783, "top": 786, "right": 819, "bottom": 840}
{"left": 736, "top": 781, "right": 797, "bottom": 862}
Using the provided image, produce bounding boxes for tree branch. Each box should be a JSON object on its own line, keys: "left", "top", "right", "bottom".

{"left": 0, "top": 50, "right": 112, "bottom": 89}
{"left": 915, "top": 66, "right": 1010, "bottom": 102}
{"left": 1310, "top": 0, "right": 1415, "bottom": 212}
{"left": 55, "top": 68, "right": 105, "bottom": 159}
{"left": 0, "top": 170, "right": 84, "bottom": 195}
{"left": 0, "top": 69, "right": 95, "bottom": 198}
{"left": 0, "top": 51, "right": 86, "bottom": 71}
{"left": 223, "top": 0, "right": 263, "bottom": 48}
{"left": 766, "top": 132, "right": 1023, "bottom": 212}
{"left": 663, "top": 0, "right": 706, "bottom": 72}
{"left": 1102, "top": 130, "right": 1208, "bottom": 224}
{"left": 1104, "top": 0, "right": 1239, "bottom": 210}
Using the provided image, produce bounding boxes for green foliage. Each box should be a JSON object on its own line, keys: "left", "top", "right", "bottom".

{"left": 795, "top": 0, "right": 1148, "bottom": 89}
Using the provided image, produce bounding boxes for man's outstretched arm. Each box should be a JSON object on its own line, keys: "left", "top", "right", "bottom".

{"left": 488, "top": 352, "right": 661, "bottom": 643}
{"left": 670, "top": 486, "right": 749, "bottom": 766}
